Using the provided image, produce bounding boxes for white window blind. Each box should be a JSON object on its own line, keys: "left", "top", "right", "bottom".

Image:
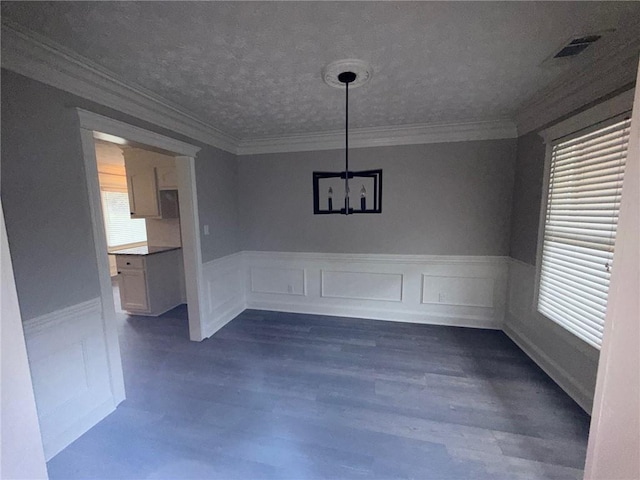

{"left": 538, "top": 117, "right": 631, "bottom": 349}
{"left": 101, "top": 190, "right": 147, "bottom": 248}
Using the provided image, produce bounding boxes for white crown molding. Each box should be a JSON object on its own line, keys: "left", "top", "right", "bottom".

{"left": 515, "top": 36, "right": 640, "bottom": 136}
{"left": 236, "top": 119, "right": 518, "bottom": 155}
{"left": 538, "top": 89, "right": 634, "bottom": 144}
{"left": 76, "top": 109, "right": 201, "bottom": 157}
{"left": 0, "top": 20, "right": 239, "bottom": 154}
{"left": 1, "top": 19, "right": 518, "bottom": 157}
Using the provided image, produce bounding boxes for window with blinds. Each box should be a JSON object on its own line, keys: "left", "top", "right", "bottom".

{"left": 538, "top": 117, "right": 631, "bottom": 349}
{"left": 101, "top": 190, "right": 147, "bottom": 248}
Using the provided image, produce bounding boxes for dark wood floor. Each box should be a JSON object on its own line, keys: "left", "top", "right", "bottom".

{"left": 47, "top": 303, "right": 590, "bottom": 479}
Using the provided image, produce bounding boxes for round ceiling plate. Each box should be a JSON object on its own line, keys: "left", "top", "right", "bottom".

{"left": 322, "top": 59, "right": 373, "bottom": 89}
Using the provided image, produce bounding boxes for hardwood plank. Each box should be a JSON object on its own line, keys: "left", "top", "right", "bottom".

{"left": 47, "top": 304, "right": 590, "bottom": 479}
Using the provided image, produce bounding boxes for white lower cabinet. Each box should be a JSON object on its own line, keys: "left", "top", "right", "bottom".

{"left": 119, "top": 270, "right": 149, "bottom": 311}
{"left": 115, "top": 249, "right": 183, "bottom": 316}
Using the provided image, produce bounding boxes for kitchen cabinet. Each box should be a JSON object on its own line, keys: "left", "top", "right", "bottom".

{"left": 123, "top": 148, "right": 178, "bottom": 219}
{"left": 115, "top": 247, "right": 183, "bottom": 316}
{"left": 127, "top": 169, "right": 160, "bottom": 218}
{"left": 119, "top": 269, "right": 149, "bottom": 311}
{"left": 156, "top": 165, "right": 178, "bottom": 189}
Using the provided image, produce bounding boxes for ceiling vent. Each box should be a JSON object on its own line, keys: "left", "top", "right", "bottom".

{"left": 553, "top": 34, "right": 602, "bottom": 58}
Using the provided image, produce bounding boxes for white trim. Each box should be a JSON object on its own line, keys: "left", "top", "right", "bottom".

{"left": 503, "top": 322, "right": 593, "bottom": 413}
{"left": 516, "top": 36, "right": 640, "bottom": 135}
{"left": 538, "top": 89, "right": 635, "bottom": 144}
{"left": 77, "top": 110, "right": 208, "bottom": 343}
{"left": 77, "top": 109, "right": 201, "bottom": 157}
{"left": 246, "top": 300, "right": 503, "bottom": 330}
{"left": 533, "top": 141, "right": 554, "bottom": 319}
{"left": 79, "top": 128, "right": 126, "bottom": 404}
{"left": 175, "top": 156, "right": 205, "bottom": 341}
{"left": 243, "top": 250, "right": 509, "bottom": 266}
{"left": 23, "top": 298, "right": 102, "bottom": 336}
{"left": 1, "top": 19, "right": 238, "bottom": 154}
{"left": 237, "top": 120, "right": 518, "bottom": 155}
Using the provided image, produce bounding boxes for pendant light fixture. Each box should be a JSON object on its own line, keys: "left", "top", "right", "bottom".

{"left": 313, "top": 60, "right": 382, "bottom": 215}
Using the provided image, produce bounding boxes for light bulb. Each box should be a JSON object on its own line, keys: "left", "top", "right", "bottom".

{"left": 328, "top": 186, "right": 333, "bottom": 198}
{"left": 360, "top": 185, "right": 366, "bottom": 197}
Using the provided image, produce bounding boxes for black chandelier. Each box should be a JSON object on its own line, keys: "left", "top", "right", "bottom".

{"left": 313, "top": 63, "right": 382, "bottom": 215}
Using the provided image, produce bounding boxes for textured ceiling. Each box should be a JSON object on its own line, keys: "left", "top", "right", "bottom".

{"left": 2, "top": 2, "right": 640, "bottom": 140}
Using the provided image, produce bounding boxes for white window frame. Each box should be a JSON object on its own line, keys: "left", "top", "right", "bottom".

{"left": 535, "top": 89, "right": 635, "bottom": 351}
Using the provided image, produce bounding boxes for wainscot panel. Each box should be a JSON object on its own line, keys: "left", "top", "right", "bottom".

{"left": 250, "top": 267, "right": 306, "bottom": 296}
{"left": 23, "top": 298, "right": 116, "bottom": 460}
{"left": 201, "top": 252, "right": 245, "bottom": 338}
{"left": 243, "top": 252, "right": 508, "bottom": 329}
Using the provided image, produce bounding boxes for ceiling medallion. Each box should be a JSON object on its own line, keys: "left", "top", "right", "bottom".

{"left": 322, "top": 59, "right": 373, "bottom": 89}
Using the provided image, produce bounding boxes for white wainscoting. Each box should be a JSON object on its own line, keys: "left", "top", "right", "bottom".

{"left": 201, "top": 252, "right": 245, "bottom": 338}
{"left": 243, "top": 252, "right": 508, "bottom": 329}
{"left": 504, "top": 258, "right": 599, "bottom": 413}
{"left": 23, "top": 298, "right": 117, "bottom": 460}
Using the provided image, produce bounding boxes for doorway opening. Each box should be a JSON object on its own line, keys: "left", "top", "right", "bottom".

{"left": 77, "top": 109, "right": 205, "bottom": 404}
{"left": 94, "top": 138, "right": 186, "bottom": 318}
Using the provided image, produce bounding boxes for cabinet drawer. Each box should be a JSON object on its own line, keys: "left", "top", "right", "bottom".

{"left": 116, "top": 255, "right": 145, "bottom": 270}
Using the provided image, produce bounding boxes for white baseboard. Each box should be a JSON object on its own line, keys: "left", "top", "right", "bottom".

{"left": 23, "top": 298, "right": 117, "bottom": 460}
{"left": 503, "top": 322, "right": 593, "bottom": 413}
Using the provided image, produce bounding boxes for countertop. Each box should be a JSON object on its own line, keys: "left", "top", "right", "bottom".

{"left": 108, "top": 246, "right": 181, "bottom": 256}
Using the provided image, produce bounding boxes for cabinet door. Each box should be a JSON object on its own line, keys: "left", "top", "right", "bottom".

{"left": 119, "top": 270, "right": 149, "bottom": 312}
{"left": 128, "top": 169, "right": 159, "bottom": 218}
{"left": 156, "top": 166, "right": 178, "bottom": 190}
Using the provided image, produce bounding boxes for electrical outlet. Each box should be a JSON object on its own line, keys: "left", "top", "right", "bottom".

{"left": 203, "top": 224, "right": 210, "bottom": 235}
{"left": 438, "top": 292, "right": 445, "bottom": 303}
{"left": 287, "top": 285, "right": 294, "bottom": 293}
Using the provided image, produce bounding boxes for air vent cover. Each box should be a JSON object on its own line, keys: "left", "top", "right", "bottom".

{"left": 554, "top": 34, "right": 602, "bottom": 58}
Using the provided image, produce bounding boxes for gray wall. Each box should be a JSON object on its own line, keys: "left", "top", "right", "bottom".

{"left": 508, "top": 132, "right": 546, "bottom": 265}
{"left": 195, "top": 147, "right": 239, "bottom": 261}
{"left": 1, "top": 71, "right": 100, "bottom": 320}
{"left": 239, "top": 140, "right": 517, "bottom": 256}
{"left": 1, "top": 70, "right": 239, "bottom": 320}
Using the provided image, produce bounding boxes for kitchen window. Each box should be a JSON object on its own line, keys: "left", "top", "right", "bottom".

{"left": 101, "top": 189, "right": 147, "bottom": 248}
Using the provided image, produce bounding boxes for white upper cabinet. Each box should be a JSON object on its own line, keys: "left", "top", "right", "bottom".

{"left": 156, "top": 165, "right": 178, "bottom": 190}
{"left": 127, "top": 168, "right": 160, "bottom": 218}
{"left": 123, "top": 148, "right": 178, "bottom": 219}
